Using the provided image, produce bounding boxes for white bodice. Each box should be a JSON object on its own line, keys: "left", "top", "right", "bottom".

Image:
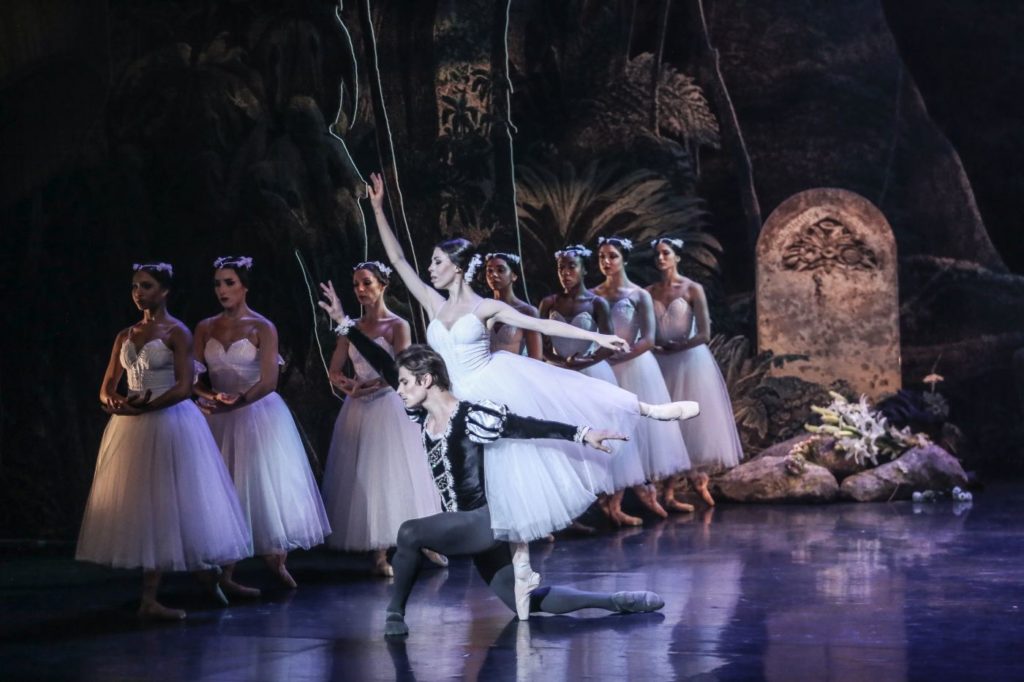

{"left": 426, "top": 314, "right": 493, "bottom": 390}
{"left": 609, "top": 298, "right": 642, "bottom": 344}
{"left": 349, "top": 335, "right": 392, "bottom": 380}
{"left": 548, "top": 311, "right": 598, "bottom": 359}
{"left": 204, "top": 338, "right": 263, "bottom": 394}
{"left": 120, "top": 338, "right": 176, "bottom": 397}
{"left": 653, "top": 297, "right": 695, "bottom": 345}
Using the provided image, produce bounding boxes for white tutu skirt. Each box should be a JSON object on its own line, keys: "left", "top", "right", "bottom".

{"left": 657, "top": 346, "right": 743, "bottom": 470}
{"left": 457, "top": 352, "right": 642, "bottom": 542}
{"left": 611, "top": 352, "right": 691, "bottom": 480}
{"left": 322, "top": 388, "right": 442, "bottom": 551}
{"left": 76, "top": 400, "right": 252, "bottom": 571}
{"left": 579, "top": 361, "right": 648, "bottom": 491}
{"left": 206, "top": 392, "right": 331, "bottom": 555}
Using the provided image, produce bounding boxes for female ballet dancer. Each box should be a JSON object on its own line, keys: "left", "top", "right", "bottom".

{"left": 484, "top": 252, "right": 542, "bottom": 359}
{"left": 592, "top": 236, "right": 696, "bottom": 513}
{"left": 316, "top": 297, "right": 665, "bottom": 638}
{"left": 363, "top": 171, "right": 696, "bottom": 613}
{"left": 194, "top": 256, "right": 331, "bottom": 590}
{"left": 321, "top": 261, "right": 443, "bottom": 576}
{"left": 77, "top": 262, "right": 252, "bottom": 620}
{"left": 538, "top": 245, "right": 667, "bottom": 525}
{"left": 648, "top": 238, "right": 743, "bottom": 505}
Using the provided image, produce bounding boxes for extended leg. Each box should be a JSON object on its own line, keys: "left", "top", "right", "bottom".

{"left": 488, "top": 564, "right": 664, "bottom": 615}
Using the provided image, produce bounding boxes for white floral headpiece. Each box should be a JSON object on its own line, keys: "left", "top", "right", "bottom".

{"left": 353, "top": 260, "right": 393, "bottom": 277}
{"left": 553, "top": 245, "right": 592, "bottom": 260}
{"left": 213, "top": 256, "right": 254, "bottom": 270}
{"left": 133, "top": 262, "right": 174, "bottom": 276}
{"left": 463, "top": 254, "right": 483, "bottom": 282}
{"left": 484, "top": 252, "right": 522, "bottom": 265}
{"left": 651, "top": 237, "right": 685, "bottom": 250}
{"left": 597, "top": 236, "right": 634, "bottom": 252}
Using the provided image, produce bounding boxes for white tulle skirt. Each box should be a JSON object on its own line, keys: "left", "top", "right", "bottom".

{"left": 322, "top": 388, "right": 442, "bottom": 551}
{"left": 657, "top": 345, "right": 743, "bottom": 470}
{"left": 611, "top": 352, "right": 691, "bottom": 480}
{"left": 205, "top": 392, "right": 331, "bottom": 555}
{"left": 455, "top": 351, "right": 642, "bottom": 542}
{"left": 76, "top": 400, "right": 252, "bottom": 571}
{"left": 578, "top": 361, "right": 648, "bottom": 492}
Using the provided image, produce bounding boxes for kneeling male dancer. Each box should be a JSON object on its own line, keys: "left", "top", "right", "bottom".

{"left": 324, "top": 296, "right": 665, "bottom": 638}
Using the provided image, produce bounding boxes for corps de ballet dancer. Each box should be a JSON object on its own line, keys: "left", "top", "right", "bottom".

{"left": 321, "top": 261, "right": 444, "bottom": 576}
{"left": 362, "top": 171, "right": 698, "bottom": 616}
{"left": 194, "top": 256, "right": 331, "bottom": 591}
{"left": 317, "top": 290, "right": 666, "bottom": 638}
{"left": 592, "top": 237, "right": 696, "bottom": 514}
{"left": 483, "top": 252, "right": 543, "bottom": 359}
{"left": 538, "top": 245, "right": 668, "bottom": 526}
{"left": 76, "top": 262, "right": 252, "bottom": 620}
{"left": 647, "top": 238, "right": 744, "bottom": 505}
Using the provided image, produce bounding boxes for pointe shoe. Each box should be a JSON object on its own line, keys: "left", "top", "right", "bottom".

{"left": 611, "top": 509, "right": 643, "bottom": 527}
{"left": 275, "top": 564, "right": 298, "bottom": 589}
{"left": 138, "top": 601, "right": 187, "bottom": 621}
{"left": 569, "top": 520, "right": 597, "bottom": 535}
{"left": 221, "top": 578, "right": 262, "bottom": 599}
{"left": 513, "top": 569, "right": 542, "bottom": 621}
{"left": 611, "top": 590, "right": 665, "bottom": 613}
{"left": 635, "top": 485, "right": 669, "bottom": 518}
{"left": 542, "top": 534, "right": 556, "bottom": 543}
{"left": 664, "top": 496, "right": 695, "bottom": 513}
{"left": 422, "top": 548, "right": 449, "bottom": 567}
{"left": 695, "top": 477, "right": 716, "bottom": 507}
{"left": 642, "top": 401, "right": 700, "bottom": 421}
{"left": 373, "top": 555, "right": 395, "bottom": 578}
{"left": 384, "top": 611, "right": 409, "bottom": 638}
{"left": 197, "top": 569, "right": 230, "bottom": 607}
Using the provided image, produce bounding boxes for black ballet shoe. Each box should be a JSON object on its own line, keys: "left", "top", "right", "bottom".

{"left": 384, "top": 611, "right": 409, "bottom": 638}
{"left": 611, "top": 591, "right": 665, "bottom": 614}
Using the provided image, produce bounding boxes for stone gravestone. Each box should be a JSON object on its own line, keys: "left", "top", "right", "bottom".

{"left": 757, "top": 188, "right": 900, "bottom": 398}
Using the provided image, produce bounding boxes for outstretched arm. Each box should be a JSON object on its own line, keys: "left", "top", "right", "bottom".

{"left": 478, "top": 298, "right": 630, "bottom": 353}
{"left": 367, "top": 172, "right": 445, "bottom": 317}
{"left": 466, "top": 402, "right": 626, "bottom": 453}
{"left": 319, "top": 280, "right": 399, "bottom": 389}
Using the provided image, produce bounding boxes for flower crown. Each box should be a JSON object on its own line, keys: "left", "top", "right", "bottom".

{"left": 353, "top": 260, "right": 393, "bottom": 277}
{"left": 597, "top": 236, "right": 634, "bottom": 252}
{"left": 484, "top": 252, "right": 522, "bottom": 265}
{"left": 213, "top": 256, "right": 254, "bottom": 270}
{"left": 553, "top": 244, "right": 592, "bottom": 259}
{"left": 133, "top": 262, "right": 174, "bottom": 276}
{"left": 651, "top": 237, "right": 685, "bottom": 250}
{"left": 463, "top": 254, "right": 483, "bottom": 282}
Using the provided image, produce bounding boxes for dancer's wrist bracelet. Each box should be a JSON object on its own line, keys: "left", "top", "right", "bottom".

{"left": 574, "top": 425, "right": 591, "bottom": 443}
{"left": 333, "top": 316, "right": 355, "bottom": 336}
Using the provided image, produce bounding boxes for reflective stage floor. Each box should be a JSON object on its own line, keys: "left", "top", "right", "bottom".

{"left": 3, "top": 484, "right": 1022, "bottom": 681}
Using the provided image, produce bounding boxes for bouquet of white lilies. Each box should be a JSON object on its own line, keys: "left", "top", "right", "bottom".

{"left": 805, "top": 391, "right": 929, "bottom": 467}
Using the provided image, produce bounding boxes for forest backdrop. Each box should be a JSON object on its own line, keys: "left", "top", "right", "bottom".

{"left": 2, "top": 0, "right": 1023, "bottom": 540}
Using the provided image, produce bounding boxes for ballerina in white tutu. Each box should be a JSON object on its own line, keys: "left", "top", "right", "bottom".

{"left": 321, "top": 261, "right": 443, "bottom": 576}
{"left": 76, "top": 262, "right": 253, "bottom": 620}
{"left": 357, "top": 171, "right": 697, "bottom": 612}
{"left": 647, "top": 237, "right": 744, "bottom": 505}
{"left": 194, "top": 256, "right": 331, "bottom": 590}
{"left": 592, "top": 236, "right": 695, "bottom": 514}
{"left": 483, "top": 252, "right": 542, "bottom": 359}
{"left": 538, "top": 245, "right": 668, "bottom": 526}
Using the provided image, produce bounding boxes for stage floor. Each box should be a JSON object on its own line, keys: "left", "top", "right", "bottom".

{"left": 3, "top": 484, "right": 1023, "bottom": 681}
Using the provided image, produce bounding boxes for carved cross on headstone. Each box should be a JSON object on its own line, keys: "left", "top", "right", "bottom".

{"left": 757, "top": 188, "right": 901, "bottom": 398}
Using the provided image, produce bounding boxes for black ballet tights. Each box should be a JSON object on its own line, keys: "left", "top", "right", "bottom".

{"left": 387, "top": 505, "right": 618, "bottom": 617}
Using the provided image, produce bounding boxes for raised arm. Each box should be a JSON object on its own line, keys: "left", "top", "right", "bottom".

{"left": 478, "top": 298, "right": 630, "bottom": 353}
{"left": 367, "top": 172, "right": 445, "bottom": 316}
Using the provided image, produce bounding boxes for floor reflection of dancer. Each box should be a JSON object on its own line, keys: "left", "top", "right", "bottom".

{"left": 76, "top": 262, "right": 252, "bottom": 620}
{"left": 538, "top": 245, "right": 667, "bottom": 526}
{"left": 194, "top": 256, "right": 330, "bottom": 591}
{"left": 363, "top": 172, "right": 696, "bottom": 615}
{"left": 647, "top": 238, "right": 743, "bottom": 506}
{"left": 592, "top": 237, "right": 696, "bottom": 514}
{"left": 484, "top": 252, "right": 542, "bottom": 359}
{"left": 318, "top": 293, "right": 666, "bottom": 638}
{"left": 321, "top": 261, "right": 443, "bottom": 577}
